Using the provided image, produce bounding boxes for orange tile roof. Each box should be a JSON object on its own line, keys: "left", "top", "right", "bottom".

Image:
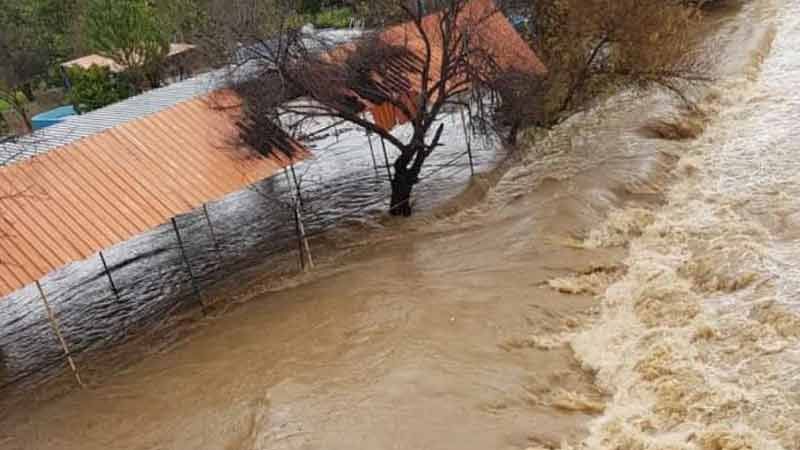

{"left": 0, "top": 91, "right": 306, "bottom": 297}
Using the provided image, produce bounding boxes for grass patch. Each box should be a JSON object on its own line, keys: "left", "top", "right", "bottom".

{"left": 0, "top": 99, "right": 8, "bottom": 113}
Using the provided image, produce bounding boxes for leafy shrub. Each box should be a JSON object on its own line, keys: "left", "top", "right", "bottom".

{"left": 66, "top": 65, "right": 135, "bottom": 113}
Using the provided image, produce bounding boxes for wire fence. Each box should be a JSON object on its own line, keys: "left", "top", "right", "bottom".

{"left": 0, "top": 110, "right": 500, "bottom": 399}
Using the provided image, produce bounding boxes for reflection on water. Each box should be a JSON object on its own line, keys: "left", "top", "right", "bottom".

{"left": 0, "top": 347, "right": 6, "bottom": 380}
{"left": 0, "top": 111, "right": 503, "bottom": 391}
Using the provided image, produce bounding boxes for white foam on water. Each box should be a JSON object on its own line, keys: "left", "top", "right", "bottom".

{"left": 569, "top": 1, "right": 800, "bottom": 448}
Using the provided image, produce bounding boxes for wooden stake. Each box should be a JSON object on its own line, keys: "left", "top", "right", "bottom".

{"left": 36, "top": 281, "right": 84, "bottom": 388}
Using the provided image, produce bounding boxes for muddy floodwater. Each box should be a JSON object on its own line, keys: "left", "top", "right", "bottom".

{"left": 2, "top": 0, "right": 800, "bottom": 449}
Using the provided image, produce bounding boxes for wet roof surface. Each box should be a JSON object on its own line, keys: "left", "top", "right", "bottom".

{"left": 0, "top": 91, "right": 307, "bottom": 297}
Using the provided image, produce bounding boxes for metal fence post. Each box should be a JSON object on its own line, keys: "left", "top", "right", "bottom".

{"left": 293, "top": 207, "right": 306, "bottom": 271}
{"left": 171, "top": 217, "right": 206, "bottom": 315}
{"left": 366, "top": 132, "right": 379, "bottom": 176}
{"left": 296, "top": 202, "right": 314, "bottom": 270}
{"left": 285, "top": 166, "right": 313, "bottom": 271}
{"left": 36, "top": 281, "right": 84, "bottom": 388}
{"left": 98, "top": 251, "right": 121, "bottom": 302}
{"left": 289, "top": 164, "right": 304, "bottom": 208}
{"left": 459, "top": 107, "right": 475, "bottom": 176}
{"left": 202, "top": 204, "right": 223, "bottom": 265}
{"left": 380, "top": 137, "right": 393, "bottom": 182}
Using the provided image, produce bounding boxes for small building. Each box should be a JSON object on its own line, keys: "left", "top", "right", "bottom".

{"left": 60, "top": 43, "right": 203, "bottom": 87}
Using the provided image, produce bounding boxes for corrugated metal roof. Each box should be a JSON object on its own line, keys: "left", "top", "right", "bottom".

{"left": 0, "top": 70, "right": 225, "bottom": 166}
{"left": 1, "top": 29, "right": 363, "bottom": 167}
{"left": 0, "top": 91, "right": 306, "bottom": 297}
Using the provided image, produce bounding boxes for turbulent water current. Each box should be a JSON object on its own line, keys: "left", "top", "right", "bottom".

{"left": 2, "top": 1, "right": 799, "bottom": 449}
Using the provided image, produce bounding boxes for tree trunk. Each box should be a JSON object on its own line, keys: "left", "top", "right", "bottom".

{"left": 20, "top": 111, "right": 32, "bottom": 134}
{"left": 389, "top": 144, "right": 426, "bottom": 217}
{"left": 507, "top": 120, "right": 520, "bottom": 145}
{"left": 12, "top": 103, "right": 32, "bottom": 134}
{"left": 389, "top": 167, "right": 415, "bottom": 217}
{"left": 20, "top": 83, "right": 35, "bottom": 102}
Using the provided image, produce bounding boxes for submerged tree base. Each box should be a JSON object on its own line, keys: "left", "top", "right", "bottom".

{"left": 389, "top": 177, "right": 414, "bottom": 217}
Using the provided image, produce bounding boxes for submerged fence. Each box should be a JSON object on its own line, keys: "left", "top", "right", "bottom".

{"left": 0, "top": 109, "right": 499, "bottom": 397}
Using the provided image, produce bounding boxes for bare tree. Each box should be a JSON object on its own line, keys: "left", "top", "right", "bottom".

{"left": 526, "top": 0, "right": 711, "bottom": 125}
{"left": 209, "top": 0, "right": 544, "bottom": 216}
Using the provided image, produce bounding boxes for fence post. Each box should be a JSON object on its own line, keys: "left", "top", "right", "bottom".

{"left": 297, "top": 203, "right": 314, "bottom": 270}
{"left": 292, "top": 203, "right": 314, "bottom": 271}
{"left": 36, "top": 281, "right": 84, "bottom": 388}
{"left": 366, "top": 132, "right": 379, "bottom": 176}
{"left": 202, "top": 204, "right": 223, "bottom": 265}
{"left": 98, "top": 251, "right": 121, "bottom": 302}
{"left": 293, "top": 207, "right": 306, "bottom": 271}
{"left": 285, "top": 166, "right": 314, "bottom": 271}
{"left": 380, "top": 137, "right": 393, "bottom": 182}
{"left": 171, "top": 217, "right": 206, "bottom": 315}
{"left": 289, "top": 164, "right": 304, "bottom": 208}
{"left": 459, "top": 107, "right": 475, "bottom": 176}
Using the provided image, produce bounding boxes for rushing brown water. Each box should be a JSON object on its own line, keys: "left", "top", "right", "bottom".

{"left": 3, "top": 1, "right": 797, "bottom": 449}
{"left": 572, "top": 0, "right": 800, "bottom": 448}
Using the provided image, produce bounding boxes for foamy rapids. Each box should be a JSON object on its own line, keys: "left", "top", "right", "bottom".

{"left": 565, "top": 1, "right": 800, "bottom": 449}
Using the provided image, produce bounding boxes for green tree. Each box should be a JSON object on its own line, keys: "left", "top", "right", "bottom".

{"left": 26, "top": 0, "right": 82, "bottom": 64}
{"left": 66, "top": 65, "right": 135, "bottom": 113}
{"left": 155, "top": 0, "right": 213, "bottom": 41}
{"left": 0, "top": 0, "right": 82, "bottom": 134}
{"left": 0, "top": 5, "right": 49, "bottom": 132}
{"left": 84, "top": 0, "right": 172, "bottom": 89}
